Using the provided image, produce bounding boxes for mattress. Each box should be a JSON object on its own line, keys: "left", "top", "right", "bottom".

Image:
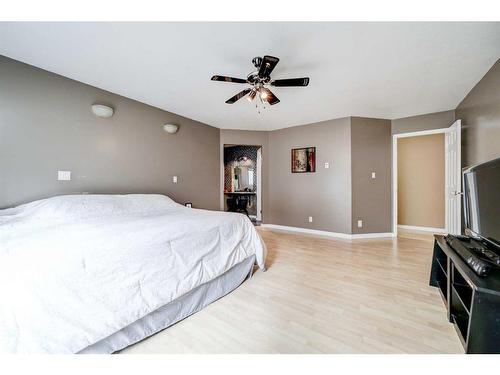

{"left": 0, "top": 194, "right": 266, "bottom": 353}
{"left": 80, "top": 255, "right": 255, "bottom": 354}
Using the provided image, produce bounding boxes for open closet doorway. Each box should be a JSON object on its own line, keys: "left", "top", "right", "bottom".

{"left": 392, "top": 120, "right": 462, "bottom": 237}
{"left": 222, "top": 144, "right": 263, "bottom": 225}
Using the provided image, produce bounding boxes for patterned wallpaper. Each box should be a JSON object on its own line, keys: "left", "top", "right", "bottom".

{"left": 223, "top": 145, "right": 260, "bottom": 216}
{"left": 223, "top": 145, "right": 259, "bottom": 192}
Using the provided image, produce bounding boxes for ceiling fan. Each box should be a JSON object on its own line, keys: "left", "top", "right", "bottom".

{"left": 211, "top": 55, "right": 309, "bottom": 106}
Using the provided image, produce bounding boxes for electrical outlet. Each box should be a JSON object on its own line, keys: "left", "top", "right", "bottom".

{"left": 371, "top": 172, "right": 376, "bottom": 179}
{"left": 324, "top": 162, "right": 330, "bottom": 169}
{"left": 357, "top": 220, "right": 363, "bottom": 228}
{"left": 308, "top": 216, "right": 313, "bottom": 223}
{"left": 57, "top": 171, "right": 71, "bottom": 181}
{"left": 172, "top": 176, "right": 178, "bottom": 183}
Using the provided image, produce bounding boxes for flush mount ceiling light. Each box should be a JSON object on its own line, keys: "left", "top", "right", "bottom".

{"left": 91, "top": 104, "right": 114, "bottom": 118}
{"left": 163, "top": 124, "right": 179, "bottom": 134}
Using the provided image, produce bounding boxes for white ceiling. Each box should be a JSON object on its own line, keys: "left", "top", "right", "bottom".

{"left": 1, "top": 22, "right": 499, "bottom": 130}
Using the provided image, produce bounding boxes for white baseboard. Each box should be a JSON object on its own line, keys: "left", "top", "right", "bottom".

{"left": 350, "top": 232, "right": 396, "bottom": 239}
{"left": 398, "top": 225, "right": 446, "bottom": 233}
{"left": 261, "top": 224, "right": 351, "bottom": 239}
{"left": 261, "top": 224, "right": 395, "bottom": 240}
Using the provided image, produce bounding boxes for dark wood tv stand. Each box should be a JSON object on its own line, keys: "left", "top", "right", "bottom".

{"left": 430, "top": 235, "right": 500, "bottom": 353}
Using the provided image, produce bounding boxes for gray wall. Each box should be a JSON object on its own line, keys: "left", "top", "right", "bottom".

{"left": 6, "top": 51, "right": 496, "bottom": 235}
{"left": 351, "top": 117, "right": 392, "bottom": 234}
{"left": 456, "top": 59, "right": 500, "bottom": 167}
{"left": 265, "top": 117, "right": 391, "bottom": 235}
{"left": 220, "top": 129, "right": 269, "bottom": 221}
{"left": 267, "top": 118, "right": 352, "bottom": 233}
{"left": 215, "top": 58, "right": 499, "bottom": 234}
{"left": 391, "top": 110, "right": 456, "bottom": 135}
{"left": 0, "top": 56, "right": 221, "bottom": 209}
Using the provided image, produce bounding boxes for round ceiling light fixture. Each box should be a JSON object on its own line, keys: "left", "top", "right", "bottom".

{"left": 91, "top": 104, "right": 114, "bottom": 118}
{"left": 163, "top": 124, "right": 179, "bottom": 134}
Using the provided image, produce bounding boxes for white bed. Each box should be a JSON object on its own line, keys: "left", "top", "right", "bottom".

{"left": 0, "top": 194, "right": 266, "bottom": 354}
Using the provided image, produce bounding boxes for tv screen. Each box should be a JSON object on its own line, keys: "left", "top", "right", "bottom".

{"left": 463, "top": 157, "right": 500, "bottom": 249}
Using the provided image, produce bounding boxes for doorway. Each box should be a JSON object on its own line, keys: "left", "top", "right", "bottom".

{"left": 222, "top": 144, "right": 262, "bottom": 224}
{"left": 392, "top": 120, "right": 462, "bottom": 236}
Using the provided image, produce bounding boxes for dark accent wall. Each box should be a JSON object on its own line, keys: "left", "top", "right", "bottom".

{"left": 0, "top": 56, "right": 220, "bottom": 209}
{"left": 456, "top": 59, "right": 500, "bottom": 167}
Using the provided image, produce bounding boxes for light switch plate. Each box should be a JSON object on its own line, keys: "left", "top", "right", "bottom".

{"left": 58, "top": 171, "right": 71, "bottom": 181}
{"left": 172, "top": 176, "right": 178, "bottom": 183}
{"left": 371, "top": 172, "right": 376, "bottom": 179}
{"left": 324, "top": 162, "right": 330, "bottom": 169}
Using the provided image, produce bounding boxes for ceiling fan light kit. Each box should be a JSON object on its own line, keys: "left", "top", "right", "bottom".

{"left": 211, "top": 55, "right": 309, "bottom": 109}
{"left": 247, "top": 89, "right": 257, "bottom": 101}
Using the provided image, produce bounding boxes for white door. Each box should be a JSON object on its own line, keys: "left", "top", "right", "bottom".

{"left": 445, "top": 120, "right": 462, "bottom": 235}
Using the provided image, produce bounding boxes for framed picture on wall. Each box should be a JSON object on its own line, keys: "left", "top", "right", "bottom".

{"left": 291, "top": 147, "right": 316, "bottom": 173}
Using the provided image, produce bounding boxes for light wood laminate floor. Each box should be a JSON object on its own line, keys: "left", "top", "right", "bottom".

{"left": 122, "top": 228, "right": 463, "bottom": 354}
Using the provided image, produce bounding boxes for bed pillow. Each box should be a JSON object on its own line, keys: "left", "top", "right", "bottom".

{"left": 6, "top": 194, "right": 180, "bottom": 222}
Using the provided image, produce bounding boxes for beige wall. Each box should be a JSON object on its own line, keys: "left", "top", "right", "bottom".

{"left": 351, "top": 117, "right": 392, "bottom": 234}
{"left": 391, "top": 110, "right": 455, "bottom": 135}
{"left": 456, "top": 58, "right": 500, "bottom": 167}
{"left": 0, "top": 56, "right": 221, "bottom": 209}
{"left": 268, "top": 118, "right": 352, "bottom": 233}
{"left": 397, "top": 134, "right": 445, "bottom": 228}
{"left": 219, "top": 130, "right": 269, "bottom": 221}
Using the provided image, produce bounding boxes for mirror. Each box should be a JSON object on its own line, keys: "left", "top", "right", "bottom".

{"left": 233, "top": 165, "right": 255, "bottom": 191}
{"left": 223, "top": 145, "right": 259, "bottom": 194}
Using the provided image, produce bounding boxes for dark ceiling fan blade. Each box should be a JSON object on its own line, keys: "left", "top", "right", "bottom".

{"left": 260, "top": 88, "right": 280, "bottom": 105}
{"left": 271, "top": 77, "right": 310, "bottom": 87}
{"left": 225, "top": 88, "right": 252, "bottom": 104}
{"left": 211, "top": 75, "right": 247, "bottom": 84}
{"left": 258, "top": 55, "right": 280, "bottom": 79}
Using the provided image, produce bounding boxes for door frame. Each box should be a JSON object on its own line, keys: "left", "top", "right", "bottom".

{"left": 256, "top": 147, "right": 262, "bottom": 221}
{"left": 392, "top": 127, "right": 449, "bottom": 236}
{"left": 220, "top": 144, "right": 263, "bottom": 221}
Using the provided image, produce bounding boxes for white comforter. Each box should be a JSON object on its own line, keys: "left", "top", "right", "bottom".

{"left": 0, "top": 194, "right": 266, "bottom": 353}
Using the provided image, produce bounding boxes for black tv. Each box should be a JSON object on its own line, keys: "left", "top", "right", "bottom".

{"left": 463, "top": 156, "right": 500, "bottom": 252}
